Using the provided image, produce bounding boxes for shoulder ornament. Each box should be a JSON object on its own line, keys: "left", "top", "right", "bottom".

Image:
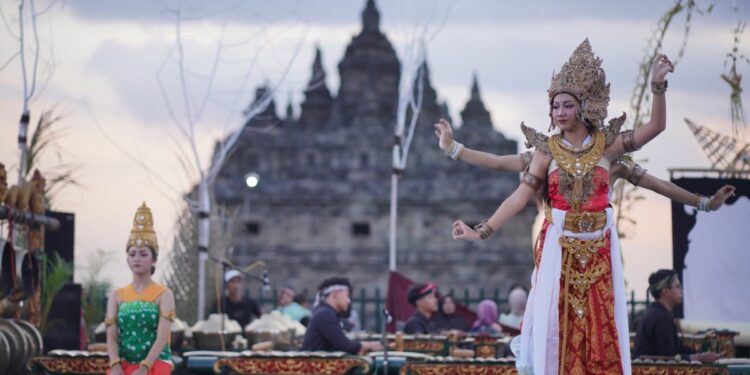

{"left": 603, "top": 112, "right": 627, "bottom": 148}
{"left": 520, "top": 122, "right": 550, "bottom": 155}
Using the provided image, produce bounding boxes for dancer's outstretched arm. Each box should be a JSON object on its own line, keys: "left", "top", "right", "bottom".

{"left": 452, "top": 150, "right": 550, "bottom": 241}
{"left": 434, "top": 118, "right": 528, "bottom": 172}
{"left": 610, "top": 160, "right": 736, "bottom": 211}
{"left": 606, "top": 54, "right": 674, "bottom": 158}
{"left": 642, "top": 175, "right": 735, "bottom": 211}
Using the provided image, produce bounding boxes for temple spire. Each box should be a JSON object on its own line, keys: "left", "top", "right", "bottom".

{"left": 470, "top": 72, "right": 481, "bottom": 101}
{"left": 300, "top": 46, "right": 333, "bottom": 127}
{"left": 305, "top": 45, "right": 330, "bottom": 95}
{"left": 244, "top": 84, "right": 279, "bottom": 127}
{"left": 362, "top": 0, "right": 380, "bottom": 33}
{"left": 310, "top": 46, "right": 324, "bottom": 85}
{"left": 460, "top": 72, "right": 491, "bottom": 128}
{"left": 285, "top": 96, "right": 294, "bottom": 121}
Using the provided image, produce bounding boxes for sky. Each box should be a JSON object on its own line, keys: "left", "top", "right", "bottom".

{"left": 0, "top": 0, "right": 747, "bottom": 301}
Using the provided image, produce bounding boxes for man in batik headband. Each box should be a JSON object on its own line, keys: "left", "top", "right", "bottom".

{"left": 633, "top": 269, "right": 720, "bottom": 363}
{"left": 404, "top": 282, "right": 439, "bottom": 334}
{"left": 301, "top": 277, "right": 382, "bottom": 353}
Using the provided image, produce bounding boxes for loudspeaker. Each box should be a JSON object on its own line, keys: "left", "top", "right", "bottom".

{"left": 44, "top": 211, "right": 74, "bottom": 281}
{"left": 42, "top": 283, "right": 82, "bottom": 350}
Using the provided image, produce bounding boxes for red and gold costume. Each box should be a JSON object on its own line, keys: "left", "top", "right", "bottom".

{"left": 514, "top": 40, "right": 631, "bottom": 375}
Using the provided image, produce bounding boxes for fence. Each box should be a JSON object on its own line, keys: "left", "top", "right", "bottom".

{"left": 252, "top": 287, "right": 653, "bottom": 332}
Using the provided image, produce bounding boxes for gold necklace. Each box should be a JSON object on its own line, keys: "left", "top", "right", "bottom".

{"left": 556, "top": 133, "right": 594, "bottom": 154}
{"left": 548, "top": 129, "right": 605, "bottom": 211}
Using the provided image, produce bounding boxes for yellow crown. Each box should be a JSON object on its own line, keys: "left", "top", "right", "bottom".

{"left": 126, "top": 202, "right": 159, "bottom": 254}
{"left": 548, "top": 39, "right": 610, "bottom": 125}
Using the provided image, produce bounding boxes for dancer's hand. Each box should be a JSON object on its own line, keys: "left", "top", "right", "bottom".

{"left": 452, "top": 220, "right": 480, "bottom": 240}
{"left": 434, "top": 118, "right": 455, "bottom": 151}
{"left": 651, "top": 53, "right": 674, "bottom": 82}
{"left": 109, "top": 364, "right": 124, "bottom": 375}
{"left": 710, "top": 185, "right": 736, "bottom": 211}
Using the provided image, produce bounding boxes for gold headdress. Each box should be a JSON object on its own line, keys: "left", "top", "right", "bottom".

{"left": 548, "top": 39, "right": 610, "bottom": 125}
{"left": 126, "top": 202, "right": 159, "bottom": 254}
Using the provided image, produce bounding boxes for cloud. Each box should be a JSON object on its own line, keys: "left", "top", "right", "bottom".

{"left": 63, "top": 0, "right": 738, "bottom": 27}
{"left": 64, "top": 0, "right": 363, "bottom": 25}
{"left": 86, "top": 40, "right": 172, "bottom": 124}
{"left": 83, "top": 17, "right": 315, "bottom": 130}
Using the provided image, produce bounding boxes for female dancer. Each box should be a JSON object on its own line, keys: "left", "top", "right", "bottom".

{"left": 106, "top": 203, "right": 175, "bottom": 375}
{"left": 449, "top": 39, "right": 673, "bottom": 374}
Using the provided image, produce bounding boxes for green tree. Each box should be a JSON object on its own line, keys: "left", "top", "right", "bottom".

{"left": 80, "top": 249, "right": 113, "bottom": 342}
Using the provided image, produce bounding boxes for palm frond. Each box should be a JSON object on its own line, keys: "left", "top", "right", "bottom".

{"left": 21, "top": 107, "right": 82, "bottom": 209}
{"left": 40, "top": 253, "right": 74, "bottom": 334}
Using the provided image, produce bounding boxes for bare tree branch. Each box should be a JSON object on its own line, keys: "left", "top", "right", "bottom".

{"left": 614, "top": 0, "right": 714, "bottom": 239}
{"left": 27, "top": 0, "right": 42, "bottom": 101}
{"left": 0, "top": 51, "right": 20, "bottom": 70}
{"left": 0, "top": 1, "right": 19, "bottom": 40}
{"left": 148, "top": 2, "right": 310, "bottom": 319}
{"left": 85, "top": 101, "right": 183, "bottom": 202}
{"left": 389, "top": 0, "right": 451, "bottom": 270}
{"left": 206, "top": 21, "right": 308, "bottom": 184}
{"left": 19, "top": 0, "right": 29, "bottom": 110}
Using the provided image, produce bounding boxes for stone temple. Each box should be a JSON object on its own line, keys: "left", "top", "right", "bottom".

{"left": 211, "top": 0, "right": 536, "bottom": 302}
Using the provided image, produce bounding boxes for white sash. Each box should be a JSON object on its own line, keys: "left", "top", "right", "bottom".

{"left": 513, "top": 207, "right": 631, "bottom": 374}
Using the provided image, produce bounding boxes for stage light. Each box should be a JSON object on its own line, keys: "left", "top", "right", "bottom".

{"left": 244, "top": 172, "right": 259, "bottom": 188}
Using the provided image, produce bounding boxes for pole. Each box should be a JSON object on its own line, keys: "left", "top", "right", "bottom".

{"left": 388, "top": 173, "right": 398, "bottom": 271}
{"left": 381, "top": 308, "right": 392, "bottom": 375}
{"left": 197, "top": 180, "right": 210, "bottom": 321}
{"left": 18, "top": 111, "right": 29, "bottom": 183}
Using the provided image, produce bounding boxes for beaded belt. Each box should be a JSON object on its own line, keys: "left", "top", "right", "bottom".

{"left": 544, "top": 206, "right": 607, "bottom": 233}
{"left": 559, "top": 235, "right": 608, "bottom": 319}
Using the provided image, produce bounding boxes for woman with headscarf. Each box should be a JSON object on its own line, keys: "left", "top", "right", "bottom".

{"left": 434, "top": 293, "right": 470, "bottom": 332}
{"left": 498, "top": 284, "right": 528, "bottom": 336}
{"left": 470, "top": 300, "right": 502, "bottom": 335}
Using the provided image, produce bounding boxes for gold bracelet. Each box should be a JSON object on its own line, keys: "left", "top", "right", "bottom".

{"left": 651, "top": 80, "right": 668, "bottom": 95}
{"left": 160, "top": 309, "right": 177, "bottom": 322}
{"left": 109, "top": 358, "right": 121, "bottom": 369}
{"left": 104, "top": 316, "right": 117, "bottom": 327}
{"left": 139, "top": 360, "right": 152, "bottom": 371}
{"left": 473, "top": 220, "right": 495, "bottom": 240}
{"left": 521, "top": 171, "right": 543, "bottom": 191}
{"left": 626, "top": 164, "right": 647, "bottom": 186}
{"left": 621, "top": 130, "right": 640, "bottom": 153}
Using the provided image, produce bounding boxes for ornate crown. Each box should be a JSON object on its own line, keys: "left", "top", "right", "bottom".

{"left": 548, "top": 39, "right": 610, "bottom": 125}
{"left": 126, "top": 202, "right": 159, "bottom": 254}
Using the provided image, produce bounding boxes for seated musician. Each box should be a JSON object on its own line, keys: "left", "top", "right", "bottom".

{"left": 404, "top": 283, "right": 440, "bottom": 334}
{"left": 633, "top": 269, "right": 720, "bottom": 363}
{"left": 301, "top": 277, "right": 382, "bottom": 354}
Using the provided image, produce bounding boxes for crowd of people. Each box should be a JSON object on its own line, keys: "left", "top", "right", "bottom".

{"left": 105, "top": 202, "right": 726, "bottom": 375}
